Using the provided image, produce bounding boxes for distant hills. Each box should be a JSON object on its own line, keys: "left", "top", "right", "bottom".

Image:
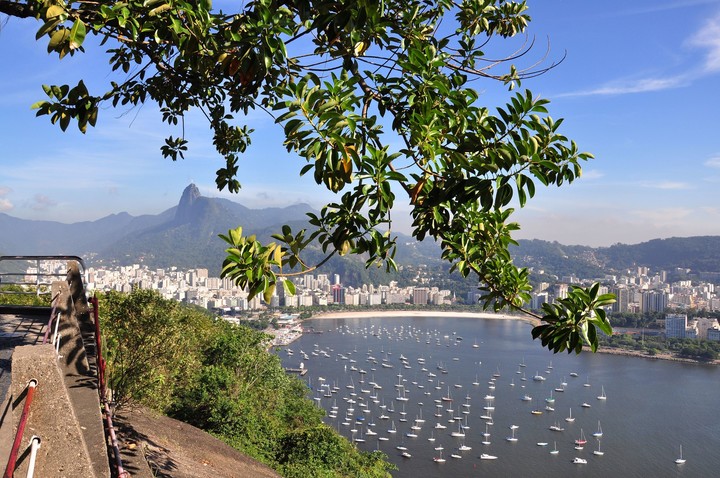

{"left": 2, "top": 184, "right": 720, "bottom": 282}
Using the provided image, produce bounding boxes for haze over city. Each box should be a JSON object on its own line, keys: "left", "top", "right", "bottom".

{"left": 1, "top": 0, "right": 720, "bottom": 247}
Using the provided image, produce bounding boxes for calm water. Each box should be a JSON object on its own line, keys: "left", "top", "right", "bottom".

{"left": 279, "top": 316, "right": 719, "bottom": 477}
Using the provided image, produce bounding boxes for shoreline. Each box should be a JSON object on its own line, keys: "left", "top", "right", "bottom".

{"left": 309, "top": 309, "right": 540, "bottom": 326}
{"left": 298, "top": 310, "right": 718, "bottom": 366}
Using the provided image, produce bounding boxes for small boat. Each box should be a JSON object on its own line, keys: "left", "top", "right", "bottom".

{"left": 548, "top": 422, "right": 564, "bottom": 432}
{"left": 506, "top": 428, "right": 518, "bottom": 442}
{"left": 537, "top": 442, "right": 548, "bottom": 446}
{"left": 451, "top": 423, "right": 465, "bottom": 437}
{"left": 593, "top": 440, "right": 604, "bottom": 456}
{"left": 401, "top": 451, "right": 412, "bottom": 458}
{"left": 433, "top": 451, "right": 446, "bottom": 463}
{"left": 480, "top": 453, "right": 498, "bottom": 460}
{"left": 675, "top": 445, "right": 686, "bottom": 464}
{"left": 593, "top": 421, "right": 603, "bottom": 438}
{"left": 597, "top": 385, "right": 607, "bottom": 400}
{"left": 550, "top": 441, "right": 559, "bottom": 455}
{"left": 565, "top": 408, "right": 575, "bottom": 422}
{"left": 569, "top": 372, "right": 579, "bottom": 377}
{"left": 581, "top": 402, "right": 591, "bottom": 408}
{"left": 573, "top": 457, "right": 587, "bottom": 464}
{"left": 575, "top": 429, "right": 587, "bottom": 446}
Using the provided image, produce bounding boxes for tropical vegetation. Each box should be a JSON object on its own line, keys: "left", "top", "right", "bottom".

{"left": 98, "top": 289, "right": 393, "bottom": 477}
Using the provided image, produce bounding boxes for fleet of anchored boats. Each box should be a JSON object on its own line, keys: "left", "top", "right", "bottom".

{"left": 286, "top": 322, "right": 687, "bottom": 468}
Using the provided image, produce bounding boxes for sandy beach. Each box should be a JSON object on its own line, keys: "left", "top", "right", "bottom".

{"left": 309, "top": 309, "right": 540, "bottom": 326}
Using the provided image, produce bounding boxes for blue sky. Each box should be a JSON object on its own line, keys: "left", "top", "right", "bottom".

{"left": 1, "top": 1, "right": 719, "bottom": 247}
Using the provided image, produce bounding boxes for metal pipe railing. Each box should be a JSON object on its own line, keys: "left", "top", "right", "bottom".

{"left": 3, "top": 379, "right": 38, "bottom": 478}
{"left": 26, "top": 436, "right": 41, "bottom": 478}
{"left": 89, "top": 296, "right": 126, "bottom": 477}
{"left": 0, "top": 255, "right": 86, "bottom": 297}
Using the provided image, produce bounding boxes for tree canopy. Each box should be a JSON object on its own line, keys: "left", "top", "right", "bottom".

{"left": 0, "top": 0, "right": 615, "bottom": 353}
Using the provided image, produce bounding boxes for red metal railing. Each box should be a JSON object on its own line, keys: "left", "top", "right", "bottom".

{"left": 89, "top": 296, "right": 127, "bottom": 478}
{"left": 3, "top": 379, "right": 38, "bottom": 478}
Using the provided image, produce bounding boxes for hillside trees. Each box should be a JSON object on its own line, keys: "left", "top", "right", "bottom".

{"left": 99, "top": 289, "right": 393, "bottom": 476}
{"left": 1, "top": 1, "right": 614, "bottom": 352}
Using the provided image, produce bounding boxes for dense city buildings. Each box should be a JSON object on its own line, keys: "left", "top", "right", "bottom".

{"left": 18, "top": 261, "right": 720, "bottom": 342}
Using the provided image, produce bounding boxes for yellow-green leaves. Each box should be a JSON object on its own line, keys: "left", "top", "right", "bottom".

{"left": 532, "top": 283, "right": 616, "bottom": 354}
{"left": 219, "top": 227, "right": 289, "bottom": 303}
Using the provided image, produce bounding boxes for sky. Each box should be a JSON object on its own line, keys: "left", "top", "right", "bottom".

{"left": 1, "top": 1, "right": 720, "bottom": 247}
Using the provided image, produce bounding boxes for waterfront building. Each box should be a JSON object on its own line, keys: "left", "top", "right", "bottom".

{"left": 665, "top": 314, "right": 688, "bottom": 339}
{"left": 412, "top": 287, "right": 429, "bottom": 305}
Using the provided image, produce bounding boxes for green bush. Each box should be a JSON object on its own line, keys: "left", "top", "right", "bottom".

{"left": 99, "top": 289, "right": 392, "bottom": 477}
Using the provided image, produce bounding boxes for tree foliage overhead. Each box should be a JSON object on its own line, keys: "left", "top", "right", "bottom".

{"left": 1, "top": 0, "right": 613, "bottom": 352}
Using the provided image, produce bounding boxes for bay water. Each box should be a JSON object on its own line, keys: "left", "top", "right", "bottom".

{"left": 279, "top": 315, "right": 719, "bottom": 477}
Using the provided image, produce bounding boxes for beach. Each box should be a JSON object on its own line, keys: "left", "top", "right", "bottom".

{"left": 310, "top": 309, "right": 541, "bottom": 326}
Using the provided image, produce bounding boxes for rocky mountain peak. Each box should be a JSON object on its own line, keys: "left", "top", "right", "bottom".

{"left": 175, "top": 183, "right": 202, "bottom": 222}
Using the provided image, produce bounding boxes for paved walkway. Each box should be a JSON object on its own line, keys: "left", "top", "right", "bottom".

{"left": 0, "top": 311, "right": 48, "bottom": 399}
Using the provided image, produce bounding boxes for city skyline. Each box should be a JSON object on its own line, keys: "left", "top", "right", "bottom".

{"left": 2, "top": 1, "right": 720, "bottom": 247}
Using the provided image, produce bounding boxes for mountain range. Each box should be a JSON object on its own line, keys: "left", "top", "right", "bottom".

{"left": 2, "top": 184, "right": 720, "bottom": 283}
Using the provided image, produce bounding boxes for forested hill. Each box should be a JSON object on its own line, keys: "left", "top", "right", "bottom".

{"left": 513, "top": 236, "right": 720, "bottom": 280}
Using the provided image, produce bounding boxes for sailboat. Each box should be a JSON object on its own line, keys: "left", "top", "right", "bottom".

{"left": 675, "top": 445, "right": 686, "bottom": 464}
{"left": 597, "top": 385, "right": 607, "bottom": 400}
{"left": 451, "top": 422, "right": 465, "bottom": 437}
{"left": 574, "top": 429, "right": 587, "bottom": 447}
{"left": 565, "top": 408, "right": 575, "bottom": 422}
{"left": 593, "top": 440, "right": 604, "bottom": 456}
{"left": 592, "top": 420, "right": 603, "bottom": 437}
{"left": 505, "top": 427, "right": 518, "bottom": 442}
{"left": 550, "top": 441, "right": 559, "bottom": 455}
{"left": 433, "top": 450, "right": 446, "bottom": 463}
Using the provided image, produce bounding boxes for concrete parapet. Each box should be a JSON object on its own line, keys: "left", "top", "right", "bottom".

{"left": 10, "top": 344, "right": 95, "bottom": 477}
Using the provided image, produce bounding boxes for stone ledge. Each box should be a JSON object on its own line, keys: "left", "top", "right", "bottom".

{"left": 11, "top": 344, "right": 95, "bottom": 478}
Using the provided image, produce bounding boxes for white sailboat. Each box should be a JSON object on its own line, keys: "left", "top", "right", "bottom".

{"left": 451, "top": 422, "right": 465, "bottom": 437}
{"left": 550, "top": 441, "right": 559, "bottom": 455}
{"left": 597, "top": 385, "right": 607, "bottom": 400}
{"left": 565, "top": 408, "right": 575, "bottom": 422}
{"left": 675, "top": 445, "right": 686, "bottom": 464}
{"left": 505, "top": 427, "right": 518, "bottom": 442}
{"left": 593, "top": 440, "right": 604, "bottom": 456}
{"left": 592, "top": 420, "right": 603, "bottom": 437}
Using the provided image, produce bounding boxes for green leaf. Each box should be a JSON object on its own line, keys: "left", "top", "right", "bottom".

{"left": 69, "top": 20, "right": 87, "bottom": 50}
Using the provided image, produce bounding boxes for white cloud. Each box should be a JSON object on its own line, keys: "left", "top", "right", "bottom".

{"left": 703, "top": 155, "right": 720, "bottom": 168}
{"left": 640, "top": 181, "right": 691, "bottom": 190}
{"left": 0, "top": 199, "right": 13, "bottom": 212}
{"left": 689, "top": 12, "right": 720, "bottom": 72}
{"left": 557, "top": 76, "right": 687, "bottom": 98}
{"left": 0, "top": 186, "right": 11, "bottom": 196}
{"left": 628, "top": 207, "right": 693, "bottom": 223}
{"left": 579, "top": 169, "right": 604, "bottom": 180}
{"left": 30, "top": 194, "right": 58, "bottom": 211}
